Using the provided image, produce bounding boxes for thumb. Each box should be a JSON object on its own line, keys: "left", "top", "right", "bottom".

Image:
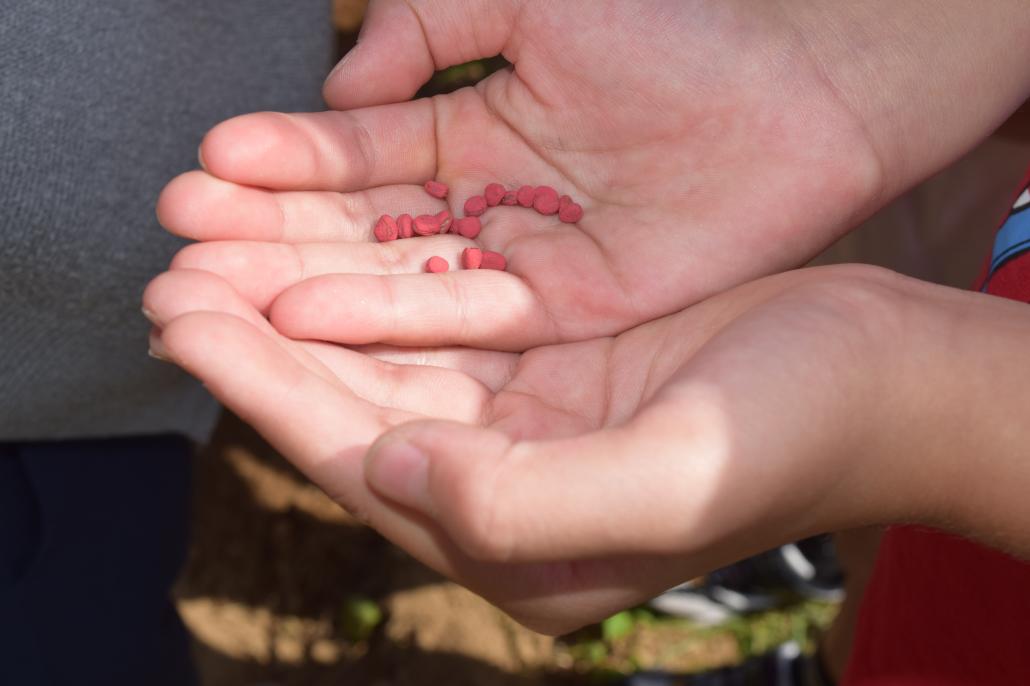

{"left": 363, "top": 411, "right": 722, "bottom": 563}
{"left": 325, "top": 0, "right": 520, "bottom": 109}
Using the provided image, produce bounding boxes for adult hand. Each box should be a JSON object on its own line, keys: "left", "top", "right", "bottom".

{"left": 144, "top": 264, "right": 959, "bottom": 634}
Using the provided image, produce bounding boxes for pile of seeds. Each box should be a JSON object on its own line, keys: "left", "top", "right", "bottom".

{"left": 372, "top": 181, "right": 584, "bottom": 273}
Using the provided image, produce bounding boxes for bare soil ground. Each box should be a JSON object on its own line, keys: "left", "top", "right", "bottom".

{"left": 175, "top": 413, "right": 834, "bottom": 686}
{"left": 176, "top": 413, "right": 569, "bottom": 686}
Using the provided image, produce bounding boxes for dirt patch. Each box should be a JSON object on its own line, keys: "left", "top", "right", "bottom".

{"left": 176, "top": 412, "right": 567, "bottom": 686}
{"left": 175, "top": 413, "right": 835, "bottom": 685}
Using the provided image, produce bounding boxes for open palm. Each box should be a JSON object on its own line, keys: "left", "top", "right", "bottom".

{"left": 143, "top": 264, "right": 914, "bottom": 634}
{"left": 158, "top": 0, "right": 882, "bottom": 350}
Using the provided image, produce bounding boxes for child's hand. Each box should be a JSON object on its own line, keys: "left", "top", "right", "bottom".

{"left": 159, "top": 0, "right": 1029, "bottom": 351}
{"left": 144, "top": 264, "right": 959, "bottom": 634}
{"left": 158, "top": 0, "right": 886, "bottom": 350}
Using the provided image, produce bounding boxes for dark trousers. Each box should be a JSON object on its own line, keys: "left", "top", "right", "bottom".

{"left": 0, "top": 435, "right": 197, "bottom": 686}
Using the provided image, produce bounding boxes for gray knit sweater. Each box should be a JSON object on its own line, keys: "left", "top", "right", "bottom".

{"left": 0, "top": 1, "right": 333, "bottom": 441}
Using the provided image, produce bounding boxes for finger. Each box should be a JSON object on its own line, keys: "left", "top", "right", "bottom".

{"left": 157, "top": 171, "right": 446, "bottom": 243}
{"left": 170, "top": 237, "right": 476, "bottom": 312}
{"left": 154, "top": 311, "right": 410, "bottom": 514}
{"left": 199, "top": 104, "right": 436, "bottom": 192}
{"left": 270, "top": 271, "right": 558, "bottom": 351}
{"left": 143, "top": 268, "right": 273, "bottom": 333}
{"left": 145, "top": 269, "right": 510, "bottom": 420}
{"left": 143, "top": 268, "right": 356, "bottom": 387}
{"left": 145, "top": 269, "right": 491, "bottom": 422}
{"left": 297, "top": 339, "right": 490, "bottom": 423}
{"left": 355, "top": 344, "right": 517, "bottom": 392}
{"left": 363, "top": 405, "right": 726, "bottom": 563}
{"left": 324, "top": 0, "right": 519, "bottom": 110}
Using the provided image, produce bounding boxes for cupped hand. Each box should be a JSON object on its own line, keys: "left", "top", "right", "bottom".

{"left": 157, "top": 0, "right": 883, "bottom": 350}
{"left": 143, "top": 263, "right": 925, "bottom": 634}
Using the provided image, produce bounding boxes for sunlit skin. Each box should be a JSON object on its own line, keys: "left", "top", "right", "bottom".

{"left": 148, "top": 0, "right": 1030, "bottom": 634}
{"left": 145, "top": 263, "right": 1030, "bottom": 634}
{"left": 158, "top": 1, "right": 890, "bottom": 350}
{"left": 159, "top": 1, "right": 1028, "bottom": 348}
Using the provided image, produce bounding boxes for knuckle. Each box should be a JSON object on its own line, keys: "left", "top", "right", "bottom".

{"left": 438, "top": 273, "right": 474, "bottom": 341}
{"left": 343, "top": 113, "right": 377, "bottom": 189}
{"left": 377, "top": 241, "right": 407, "bottom": 274}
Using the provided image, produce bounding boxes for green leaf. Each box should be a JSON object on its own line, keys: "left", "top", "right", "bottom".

{"left": 340, "top": 595, "right": 383, "bottom": 642}
{"left": 601, "top": 611, "right": 635, "bottom": 642}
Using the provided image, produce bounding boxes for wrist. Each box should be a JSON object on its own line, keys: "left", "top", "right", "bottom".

{"left": 863, "top": 278, "right": 1030, "bottom": 556}
{"left": 802, "top": 268, "right": 936, "bottom": 532}
{"left": 785, "top": 1, "right": 1030, "bottom": 206}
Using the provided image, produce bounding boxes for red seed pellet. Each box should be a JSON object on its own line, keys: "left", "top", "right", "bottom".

{"left": 426, "top": 256, "right": 449, "bottom": 273}
{"left": 413, "top": 214, "right": 441, "bottom": 236}
{"left": 558, "top": 196, "right": 584, "bottom": 223}
{"left": 424, "top": 180, "right": 449, "bottom": 199}
{"left": 454, "top": 216, "right": 482, "bottom": 239}
{"left": 484, "top": 183, "right": 506, "bottom": 207}
{"left": 501, "top": 190, "right": 518, "bottom": 206}
{"left": 434, "top": 209, "right": 452, "bottom": 234}
{"left": 373, "top": 214, "right": 398, "bottom": 242}
{"left": 532, "top": 186, "right": 560, "bottom": 215}
{"left": 397, "top": 213, "right": 414, "bottom": 238}
{"left": 559, "top": 203, "right": 583, "bottom": 223}
{"left": 481, "top": 250, "right": 507, "bottom": 271}
{"left": 461, "top": 247, "right": 483, "bottom": 270}
{"left": 464, "top": 195, "right": 488, "bottom": 217}
{"left": 516, "top": 185, "right": 535, "bottom": 208}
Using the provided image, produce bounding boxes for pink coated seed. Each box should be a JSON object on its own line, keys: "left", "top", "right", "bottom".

{"left": 426, "top": 256, "right": 449, "bottom": 273}
{"left": 413, "top": 214, "right": 441, "bottom": 236}
{"left": 397, "top": 213, "right": 414, "bottom": 238}
{"left": 481, "top": 250, "right": 507, "bottom": 271}
{"left": 501, "top": 190, "right": 518, "bottom": 205}
{"left": 516, "top": 185, "right": 535, "bottom": 208}
{"left": 462, "top": 247, "right": 483, "bottom": 270}
{"left": 532, "top": 186, "right": 560, "bottom": 215}
{"left": 485, "top": 183, "right": 506, "bottom": 206}
{"left": 464, "top": 195, "right": 488, "bottom": 217}
{"left": 558, "top": 200, "right": 584, "bottom": 223}
{"left": 454, "top": 216, "right": 482, "bottom": 239}
{"left": 434, "top": 209, "right": 452, "bottom": 234}
{"left": 373, "top": 215, "right": 399, "bottom": 242}
{"left": 424, "top": 180, "right": 449, "bottom": 199}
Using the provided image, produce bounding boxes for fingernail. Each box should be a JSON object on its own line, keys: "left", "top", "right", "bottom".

{"left": 141, "top": 307, "right": 159, "bottom": 325}
{"left": 197, "top": 145, "right": 207, "bottom": 171}
{"left": 366, "top": 440, "right": 433, "bottom": 514}
{"left": 148, "top": 332, "right": 172, "bottom": 363}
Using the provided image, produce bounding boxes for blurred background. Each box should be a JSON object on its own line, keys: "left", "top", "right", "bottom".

{"left": 173, "top": 2, "right": 1029, "bottom": 685}
{"left": 183, "top": 410, "right": 841, "bottom": 686}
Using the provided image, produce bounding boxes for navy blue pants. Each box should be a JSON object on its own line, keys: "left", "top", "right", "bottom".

{"left": 0, "top": 435, "right": 197, "bottom": 686}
